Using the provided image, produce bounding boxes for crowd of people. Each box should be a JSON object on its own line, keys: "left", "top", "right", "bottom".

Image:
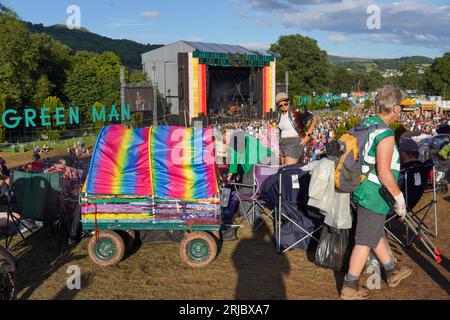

{"left": 400, "top": 111, "right": 449, "bottom": 135}
{"left": 212, "top": 103, "right": 449, "bottom": 166}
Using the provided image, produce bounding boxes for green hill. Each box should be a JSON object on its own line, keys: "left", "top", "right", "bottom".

{"left": 26, "top": 22, "right": 163, "bottom": 70}
{"left": 329, "top": 55, "right": 433, "bottom": 72}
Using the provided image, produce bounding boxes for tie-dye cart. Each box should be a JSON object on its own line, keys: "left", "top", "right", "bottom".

{"left": 81, "top": 125, "right": 221, "bottom": 268}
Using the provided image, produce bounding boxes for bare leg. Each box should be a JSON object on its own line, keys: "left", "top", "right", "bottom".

{"left": 348, "top": 245, "right": 371, "bottom": 277}
{"left": 372, "top": 237, "right": 393, "bottom": 266}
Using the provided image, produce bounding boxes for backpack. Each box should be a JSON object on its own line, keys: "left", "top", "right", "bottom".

{"left": 335, "top": 121, "right": 389, "bottom": 193}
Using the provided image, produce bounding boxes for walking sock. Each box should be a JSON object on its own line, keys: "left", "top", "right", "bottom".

{"left": 384, "top": 261, "right": 395, "bottom": 271}
{"left": 345, "top": 273, "right": 359, "bottom": 281}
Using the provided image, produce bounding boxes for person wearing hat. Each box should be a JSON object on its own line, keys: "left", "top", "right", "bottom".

{"left": 398, "top": 138, "right": 420, "bottom": 167}
{"left": 275, "top": 92, "right": 318, "bottom": 165}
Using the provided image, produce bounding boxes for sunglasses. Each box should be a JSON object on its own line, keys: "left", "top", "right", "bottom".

{"left": 278, "top": 102, "right": 289, "bottom": 108}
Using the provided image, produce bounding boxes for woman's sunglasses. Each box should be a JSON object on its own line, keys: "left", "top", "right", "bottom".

{"left": 278, "top": 102, "right": 289, "bottom": 108}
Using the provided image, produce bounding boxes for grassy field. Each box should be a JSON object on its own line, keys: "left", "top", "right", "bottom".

{"left": 0, "top": 135, "right": 98, "bottom": 153}
{"left": 0, "top": 135, "right": 98, "bottom": 169}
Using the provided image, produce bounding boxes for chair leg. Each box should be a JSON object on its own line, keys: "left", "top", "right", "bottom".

{"left": 253, "top": 203, "right": 275, "bottom": 231}
{"left": 239, "top": 202, "right": 254, "bottom": 230}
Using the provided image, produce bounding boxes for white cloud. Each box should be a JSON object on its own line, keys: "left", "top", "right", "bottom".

{"left": 327, "top": 34, "right": 350, "bottom": 43}
{"left": 248, "top": 0, "right": 341, "bottom": 11}
{"left": 235, "top": 0, "right": 450, "bottom": 50}
{"left": 140, "top": 11, "right": 161, "bottom": 19}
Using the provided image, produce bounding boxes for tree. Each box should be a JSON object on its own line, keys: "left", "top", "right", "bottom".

{"left": 424, "top": 53, "right": 450, "bottom": 99}
{"left": 398, "top": 64, "right": 420, "bottom": 91}
{"left": 96, "top": 51, "right": 121, "bottom": 107}
{"left": 0, "top": 3, "right": 18, "bottom": 18}
{"left": 0, "top": 92, "right": 6, "bottom": 142}
{"left": 364, "top": 70, "right": 384, "bottom": 92}
{"left": 127, "top": 69, "right": 148, "bottom": 84}
{"left": 329, "top": 65, "right": 355, "bottom": 93}
{"left": 270, "top": 34, "right": 331, "bottom": 96}
{"left": 42, "top": 96, "right": 63, "bottom": 140}
{"left": 64, "top": 51, "right": 121, "bottom": 125}
{"left": 31, "top": 33, "right": 71, "bottom": 98}
{"left": 0, "top": 8, "right": 71, "bottom": 108}
{"left": 0, "top": 10, "right": 37, "bottom": 107}
{"left": 31, "top": 75, "right": 54, "bottom": 107}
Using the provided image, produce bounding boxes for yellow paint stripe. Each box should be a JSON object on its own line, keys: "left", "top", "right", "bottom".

{"left": 148, "top": 126, "right": 154, "bottom": 195}
{"left": 193, "top": 57, "right": 199, "bottom": 117}
{"left": 182, "top": 128, "right": 194, "bottom": 199}
{"left": 82, "top": 214, "right": 154, "bottom": 220}
{"left": 111, "top": 129, "right": 132, "bottom": 194}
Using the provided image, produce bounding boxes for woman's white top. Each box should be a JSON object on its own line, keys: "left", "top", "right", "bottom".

{"left": 278, "top": 112, "right": 299, "bottom": 138}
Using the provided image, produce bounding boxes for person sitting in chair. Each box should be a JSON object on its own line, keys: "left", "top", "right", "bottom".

{"left": 399, "top": 138, "right": 421, "bottom": 169}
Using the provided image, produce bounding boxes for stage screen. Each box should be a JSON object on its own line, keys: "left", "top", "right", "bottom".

{"left": 125, "top": 87, "right": 153, "bottom": 112}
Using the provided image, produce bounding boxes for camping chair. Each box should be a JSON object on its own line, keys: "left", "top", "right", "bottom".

{"left": 4, "top": 171, "right": 63, "bottom": 252}
{"left": 229, "top": 164, "right": 280, "bottom": 231}
{"left": 275, "top": 165, "right": 324, "bottom": 254}
{"left": 384, "top": 162, "right": 443, "bottom": 263}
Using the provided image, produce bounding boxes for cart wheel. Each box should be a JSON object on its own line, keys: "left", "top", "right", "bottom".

{"left": 88, "top": 231, "right": 125, "bottom": 267}
{"left": 0, "top": 272, "right": 17, "bottom": 301}
{"left": 118, "top": 230, "right": 138, "bottom": 253}
{"left": 0, "top": 246, "right": 17, "bottom": 300}
{"left": 180, "top": 231, "right": 217, "bottom": 268}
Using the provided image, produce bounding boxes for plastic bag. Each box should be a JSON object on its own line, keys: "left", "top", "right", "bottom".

{"left": 314, "top": 225, "right": 350, "bottom": 271}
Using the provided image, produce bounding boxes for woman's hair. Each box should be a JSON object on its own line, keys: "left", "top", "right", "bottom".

{"left": 375, "top": 86, "right": 405, "bottom": 114}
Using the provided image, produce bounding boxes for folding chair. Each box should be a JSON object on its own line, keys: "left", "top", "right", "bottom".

{"left": 275, "top": 164, "right": 324, "bottom": 254}
{"left": 383, "top": 162, "right": 444, "bottom": 264}
{"left": 229, "top": 164, "right": 280, "bottom": 231}
{"left": 4, "top": 171, "right": 63, "bottom": 252}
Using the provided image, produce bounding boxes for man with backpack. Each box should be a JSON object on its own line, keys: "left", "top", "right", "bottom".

{"left": 340, "top": 86, "right": 413, "bottom": 300}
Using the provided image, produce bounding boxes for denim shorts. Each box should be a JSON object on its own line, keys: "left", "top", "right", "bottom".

{"left": 280, "top": 137, "right": 303, "bottom": 159}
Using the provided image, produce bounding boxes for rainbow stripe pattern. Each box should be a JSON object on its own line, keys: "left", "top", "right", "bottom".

{"left": 85, "top": 125, "right": 219, "bottom": 200}
{"left": 86, "top": 125, "right": 151, "bottom": 195}
{"left": 150, "top": 126, "right": 218, "bottom": 200}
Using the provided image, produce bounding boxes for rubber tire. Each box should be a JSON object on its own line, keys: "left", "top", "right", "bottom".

{"left": 88, "top": 231, "right": 125, "bottom": 267}
{"left": 117, "top": 230, "right": 137, "bottom": 253}
{"left": 0, "top": 246, "right": 17, "bottom": 300}
{"left": 180, "top": 231, "right": 217, "bottom": 268}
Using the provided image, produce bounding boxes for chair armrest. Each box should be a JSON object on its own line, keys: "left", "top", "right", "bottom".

{"left": 228, "top": 182, "right": 254, "bottom": 188}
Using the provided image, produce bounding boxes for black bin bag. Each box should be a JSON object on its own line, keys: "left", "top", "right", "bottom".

{"left": 314, "top": 224, "right": 351, "bottom": 272}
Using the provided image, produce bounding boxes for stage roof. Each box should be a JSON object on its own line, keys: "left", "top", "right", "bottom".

{"left": 182, "top": 41, "right": 258, "bottom": 55}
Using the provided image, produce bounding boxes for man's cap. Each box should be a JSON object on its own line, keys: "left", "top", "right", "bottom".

{"left": 399, "top": 138, "right": 419, "bottom": 152}
{"left": 276, "top": 92, "right": 289, "bottom": 106}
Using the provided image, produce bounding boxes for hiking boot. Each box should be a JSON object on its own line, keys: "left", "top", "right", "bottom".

{"left": 385, "top": 263, "right": 413, "bottom": 288}
{"left": 340, "top": 279, "right": 371, "bottom": 300}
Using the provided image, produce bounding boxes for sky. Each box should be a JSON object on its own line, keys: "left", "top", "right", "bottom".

{"left": 3, "top": 0, "right": 450, "bottom": 59}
